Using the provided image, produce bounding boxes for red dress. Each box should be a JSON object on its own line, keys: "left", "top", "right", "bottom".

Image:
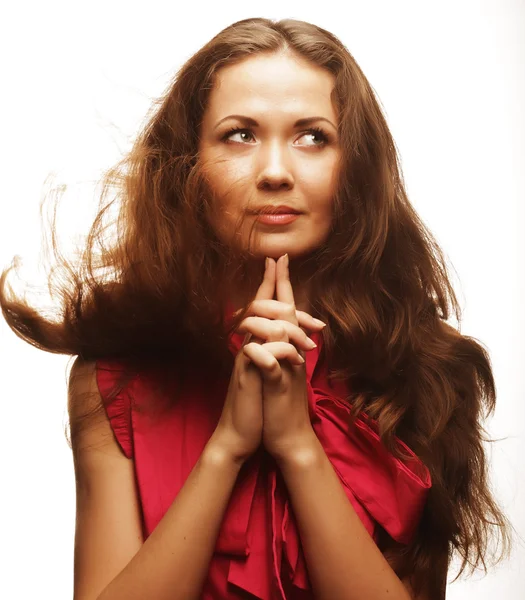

{"left": 95, "top": 309, "right": 431, "bottom": 600}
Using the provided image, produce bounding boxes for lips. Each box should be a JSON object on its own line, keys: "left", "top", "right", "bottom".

{"left": 254, "top": 213, "right": 300, "bottom": 225}
{"left": 250, "top": 205, "right": 301, "bottom": 215}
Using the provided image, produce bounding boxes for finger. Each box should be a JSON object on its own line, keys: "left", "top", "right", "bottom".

{"left": 241, "top": 330, "right": 266, "bottom": 349}
{"left": 240, "top": 330, "right": 267, "bottom": 372}
{"left": 238, "top": 258, "right": 275, "bottom": 350}
{"left": 234, "top": 259, "right": 276, "bottom": 320}
{"left": 260, "top": 339, "right": 306, "bottom": 364}
{"left": 254, "top": 256, "right": 276, "bottom": 302}
{"left": 242, "top": 299, "right": 322, "bottom": 330}
{"left": 243, "top": 341, "right": 305, "bottom": 371}
{"left": 275, "top": 254, "right": 296, "bottom": 315}
{"left": 296, "top": 310, "right": 327, "bottom": 330}
{"left": 236, "top": 317, "right": 318, "bottom": 352}
{"left": 242, "top": 344, "right": 282, "bottom": 384}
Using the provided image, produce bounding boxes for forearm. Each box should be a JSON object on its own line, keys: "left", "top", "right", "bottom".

{"left": 97, "top": 436, "right": 243, "bottom": 600}
{"left": 276, "top": 434, "right": 411, "bottom": 600}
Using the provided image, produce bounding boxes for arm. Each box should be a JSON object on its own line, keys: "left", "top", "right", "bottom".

{"left": 276, "top": 433, "right": 428, "bottom": 600}
{"left": 70, "top": 358, "right": 244, "bottom": 600}
{"left": 382, "top": 533, "right": 449, "bottom": 600}
{"left": 97, "top": 442, "right": 241, "bottom": 600}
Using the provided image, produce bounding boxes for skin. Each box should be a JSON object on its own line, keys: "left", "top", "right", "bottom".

{"left": 196, "top": 51, "right": 436, "bottom": 598}
{"left": 198, "top": 50, "right": 341, "bottom": 316}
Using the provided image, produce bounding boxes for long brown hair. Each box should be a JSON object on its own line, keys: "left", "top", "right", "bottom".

{"left": 0, "top": 17, "right": 514, "bottom": 596}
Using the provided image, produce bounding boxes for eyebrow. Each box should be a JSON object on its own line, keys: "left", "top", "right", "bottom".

{"left": 213, "top": 114, "right": 337, "bottom": 131}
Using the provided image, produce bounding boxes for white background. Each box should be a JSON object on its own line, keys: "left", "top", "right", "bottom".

{"left": 1, "top": 1, "right": 523, "bottom": 597}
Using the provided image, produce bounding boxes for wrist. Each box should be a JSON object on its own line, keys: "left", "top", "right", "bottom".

{"left": 204, "top": 433, "right": 251, "bottom": 469}
{"left": 272, "top": 430, "right": 322, "bottom": 469}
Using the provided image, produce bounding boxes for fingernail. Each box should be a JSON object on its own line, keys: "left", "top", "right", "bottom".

{"left": 313, "top": 318, "right": 327, "bottom": 328}
{"left": 298, "top": 355, "right": 305, "bottom": 363}
{"left": 306, "top": 338, "right": 317, "bottom": 349}
{"left": 265, "top": 257, "right": 269, "bottom": 269}
{"left": 284, "top": 253, "right": 289, "bottom": 269}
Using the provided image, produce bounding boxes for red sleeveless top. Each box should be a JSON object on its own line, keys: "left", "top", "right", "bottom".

{"left": 95, "top": 312, "right": 431, "bottom": 600}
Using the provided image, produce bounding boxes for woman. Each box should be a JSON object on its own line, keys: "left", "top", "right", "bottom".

{"left": 0, "top": 17, "right": 512, "bottom": 600}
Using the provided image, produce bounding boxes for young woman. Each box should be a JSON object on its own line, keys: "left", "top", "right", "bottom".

{"left": 0, "top": 17, "right": 512, "bottom": 600}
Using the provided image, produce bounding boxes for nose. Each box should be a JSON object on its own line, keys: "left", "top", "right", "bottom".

{"left": 256, "top": 139, "right": 294, "bottom": 190}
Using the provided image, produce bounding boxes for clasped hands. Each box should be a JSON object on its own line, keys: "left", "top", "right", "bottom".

{"left": 236, "top": 254, "right": 326, "bottom": 463}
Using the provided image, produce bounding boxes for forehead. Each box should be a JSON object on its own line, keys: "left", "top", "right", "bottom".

{"left": 204, "top": 52, "right": 336, "bottom": 121}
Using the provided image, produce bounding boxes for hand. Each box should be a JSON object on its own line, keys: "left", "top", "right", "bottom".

{"left": 212, "top": 257, "right": 324, "bottom": 465}
{"left": 210, "top": 262, "right": 273, "bottom": 465}
{"left": 242, "top": 254, "right": 323, "bottom": 463}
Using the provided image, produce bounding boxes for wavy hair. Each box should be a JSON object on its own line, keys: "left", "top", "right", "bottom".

{"left": 0, "top": 17, "right": 514, "bottom": 597}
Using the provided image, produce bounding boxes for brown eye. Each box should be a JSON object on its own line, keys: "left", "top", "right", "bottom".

{"left": 221, "top": 127, "right": 254, "bottom": 143}
{"left": 298, "top": 127, "right": 329, "bottom": 147}
{"left": 221, "top": 126, "right": 330, "bottom": 147}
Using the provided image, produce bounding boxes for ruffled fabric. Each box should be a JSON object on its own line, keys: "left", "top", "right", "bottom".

{"left": 216, "top": 309, "right": 432, "bottom": 599}
{"left": 95, "top": 360, "right": 134, "bottom": 460}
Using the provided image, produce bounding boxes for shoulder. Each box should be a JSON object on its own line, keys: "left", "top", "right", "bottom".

{"left": 67, "top": 356, "right": 128, "bottom": 459}
{"left": 68, "top": 357, "right": 102, "bottom": 420}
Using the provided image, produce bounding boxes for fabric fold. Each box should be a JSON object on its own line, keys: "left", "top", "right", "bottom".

{"left": 215, "top": 314, "right": 432, "bottom": 598}
{"left": 95, "top": 360, "right": 134, "bottom": 459}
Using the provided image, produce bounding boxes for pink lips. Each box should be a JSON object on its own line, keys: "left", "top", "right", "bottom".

{"left": 255, "top": 213, "right": 300, "bottom": 225}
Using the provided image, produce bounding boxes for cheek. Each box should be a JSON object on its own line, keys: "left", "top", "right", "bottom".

{"left": 202, "top": 165, "right": 249, "bottom": 243}
{"left": 305, "top": 192, "right": 335, "bottom": 241}
{"left": 209, "top": 161, "right": 251, "bottom": 211}
{"left": 306, "top": 176, "right": 335, "bottom": 217}
{"left": 310, "top": 206, "right": 334, "bottom": 242}
{"left": 299, "top": 155, "right": 336, "bottom": 192}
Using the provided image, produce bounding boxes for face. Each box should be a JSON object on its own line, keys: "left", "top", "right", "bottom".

{"left": 198, "top": 51, "right": 341, "bottom": 263}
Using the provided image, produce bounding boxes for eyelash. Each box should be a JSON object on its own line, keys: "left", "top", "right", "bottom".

{"left": 221, "top": 126, "right": 330, "bottom": 148}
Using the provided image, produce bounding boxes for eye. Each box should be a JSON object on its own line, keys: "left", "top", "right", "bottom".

{"left": 299, "top": 127, "right": 330, "bottom": 147}
{"left": 221, "top": 127, "right": 255, "bottom": 144}
{"left": 221, "top": 126, "right": 330, "bottom": 148}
